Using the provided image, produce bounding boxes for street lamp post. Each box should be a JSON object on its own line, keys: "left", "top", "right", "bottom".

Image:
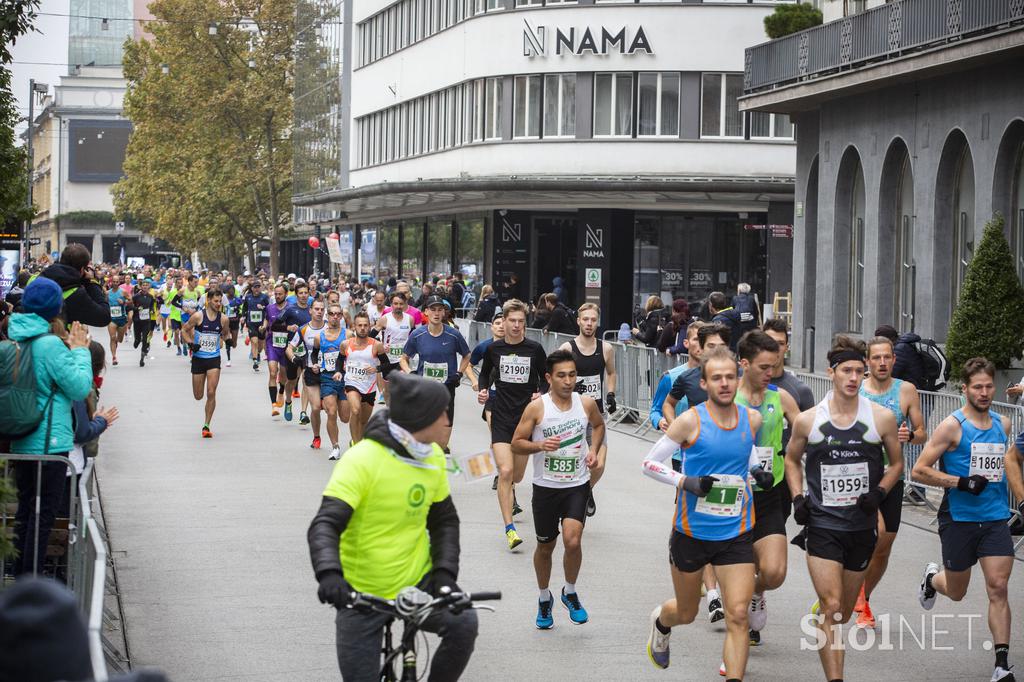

{"left": 25, "top": 79, "right": 48, "bottom": 258}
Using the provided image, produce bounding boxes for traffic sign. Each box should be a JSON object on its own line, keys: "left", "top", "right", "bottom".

{"left": 585, "top": 267, "right": 602, "bottom": 289}
{"left": 115, "top": 221, "right": 125, "bottom": 232}
{"left": 28, "top": 237, "right": 40, "bottom": 245}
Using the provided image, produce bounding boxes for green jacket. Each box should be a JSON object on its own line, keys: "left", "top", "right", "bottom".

{"left": 9, "top": 313, "right": 93, "bottom": 455}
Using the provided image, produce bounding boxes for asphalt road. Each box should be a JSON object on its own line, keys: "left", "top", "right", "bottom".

{"left": 95, "top": 331, "right": 1023, "bottom": 681}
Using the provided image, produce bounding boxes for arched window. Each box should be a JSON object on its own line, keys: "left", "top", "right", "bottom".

{"left": 836, "top": 147, "right": 866, "bottom": 333}
{"left": 895, "top": 153, "right": 915, "bottom": 330}
{"left": 952, "top": 146, "right": 975, "bottom": 308}
{"left": 849, "top": 166, "right": 866, "bottom": 332}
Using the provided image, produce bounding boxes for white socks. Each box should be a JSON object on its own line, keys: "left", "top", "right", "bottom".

{"left": 564, "top": 582, "right": 576, "bottom": 595}
{"left": 539, "top": 588, "right": 552, "bottom": 602}
{"left": 707, "top": 588, "right": 720, "bottom": 602}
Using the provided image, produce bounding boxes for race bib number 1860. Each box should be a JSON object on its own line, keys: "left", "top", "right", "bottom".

{"left": 970, "top": 442, "right": 1005, "bottom": 483}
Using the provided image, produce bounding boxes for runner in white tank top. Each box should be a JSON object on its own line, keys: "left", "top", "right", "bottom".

{"left": 375, "top": 291, "right": 416, "bottom": 405}
{"left": 345, "top": 311, "right": 389, "bottom": 443}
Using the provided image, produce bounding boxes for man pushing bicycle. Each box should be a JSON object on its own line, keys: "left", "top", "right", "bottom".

{"left": 308, "top": 371, "right": 478, "bottom": 680}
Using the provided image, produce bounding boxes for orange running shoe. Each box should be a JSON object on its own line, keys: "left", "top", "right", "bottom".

{"left": 292, "top": 390, "right": 300, "bottom": 399}
{"left": 202, "top": 426, "right": 213, "bottom": 438}
{"left": 854, "top": 585, "right": 866, "bottom": 614}
{"left": 272, "top": 406, "right": 280, "bottom": 416}
{"left": 274, "top": 398, "right": 284, "bottom": 408}
{"left": 856, "top": 601, "right": 875, "bottom": 629}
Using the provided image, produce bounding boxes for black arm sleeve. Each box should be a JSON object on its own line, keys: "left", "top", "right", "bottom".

{"left": 376, "top": 353, "right": 392, "bottom": 378}
{"left": 426, "top": 495, "right": 461, "bottom": 578}
{"left": 307, "top": 496, "right": 353, "bottom": 579}
{"left": 478, "top": 345, "right": 494, "bottom": 387}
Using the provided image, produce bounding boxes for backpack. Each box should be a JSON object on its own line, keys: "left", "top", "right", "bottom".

{"left": 914, "top": 338, "right": 950, "bottom": 392}
{"left": 0, "top": 334, "right": 54, "bottom": 442}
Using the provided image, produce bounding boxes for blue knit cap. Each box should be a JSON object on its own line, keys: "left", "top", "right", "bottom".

{"left": 22, "top": 277, "right": 63, "bottom": 321}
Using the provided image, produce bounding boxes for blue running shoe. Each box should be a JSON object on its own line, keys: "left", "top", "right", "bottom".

{"left": 536, "top": 598, "right": 554, "bottom": 630}
{"left": 561, "top": 588, "right": 588, "bottom": 624}
{"left": 647, "top": 606, "right": 670, "bottom": 669}
{"left": 284, "top": 402, "right": 293, "bottom": 421}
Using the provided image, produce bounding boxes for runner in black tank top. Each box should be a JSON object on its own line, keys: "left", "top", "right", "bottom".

{"left": 559, "top": 303, "right": 617, "bottom": 518}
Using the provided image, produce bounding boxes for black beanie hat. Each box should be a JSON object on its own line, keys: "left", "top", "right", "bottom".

{"left": 388, "top": 372, "right": 451, "bottom": 432}
{"left": 0, "top": 577, "right": 93, "bottom": 682}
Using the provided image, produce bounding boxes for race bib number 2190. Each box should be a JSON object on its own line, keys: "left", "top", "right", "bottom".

{"left": 499, "top": 355, "right": 531, "bottom": 384}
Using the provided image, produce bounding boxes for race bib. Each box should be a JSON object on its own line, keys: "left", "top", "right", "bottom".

{"left": 159, "top": 305, "right": 170, "bottom": 315}
{"left": 272, "top": 332, "right": 288, "bottom": 348}
{"left": 183, "top": 300, "right": 197, "bottom": 312}
{"left": 578, "top": 374, "right": 601, "bottom": 401}
{"left": 543, "top": 452, "right": 581, "bottom": 483}
{"left": 293, "top": 342, "right": 307, "bottom": 358}
{"left": 138, "top": 309, "right": 150, "bottom": 321}
{"left": 499, "top": 355, "right": 531, "bottom": 384}
{"left": 387, "top": 344, "right": 405, "bottom": 360}
{"left": 197, "top": 332, "right": 219, "bottom": 354}
{"left": 347, "top": 362, "right": 371, "bottom": 382}
{"left": 754, "top": 446, "right": 773, "bottom": 473}
{"left": 224, "top": 305, "right": 234, "bottom": 318}
{"left": 322, "top": 350, "right": 340, "bottom": 372}
{"left": 820, "top": 462, "right": 869, "bottom": 507}
{"left": 109, "top": 305, "right": 123, "bottom": 318}
{"left": 970, "top": 442, "right": 1005, "bottom": 483}
{"left": 423, "top": 361, "right": 448, "bottom": 383}
{"left": 694, "top": 474, "right": 745, "bottom": 517}
{"left": 249, "top": 310, "right": 263, "bottom": 323}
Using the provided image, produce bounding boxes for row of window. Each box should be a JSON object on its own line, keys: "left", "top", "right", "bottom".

{"left": 357, "top": 0, "right": 789, "bottom": 66}
{"left": 356, "top": 71, "right": 792, "bottom": 168}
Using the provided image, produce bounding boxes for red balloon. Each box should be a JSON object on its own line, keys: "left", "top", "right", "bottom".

{"left": 308, "top": 236, "right": 320, "bottom": 249}
{"left": 326, "top": 232, "right": 339, "bottom": 240}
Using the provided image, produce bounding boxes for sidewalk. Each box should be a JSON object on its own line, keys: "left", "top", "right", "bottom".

{"left": 96, "top": 340, "right": 1023, "bottom": 681}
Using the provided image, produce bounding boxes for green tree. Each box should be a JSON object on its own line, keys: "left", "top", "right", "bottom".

{"left": 764, "top": 3, "right": 823, "bottom": 39}
{"left": 946, "top": 215, "right": 1024, "bottom": 375}
{"left": 114, "top": 0, "right": 293, "bottom": 275}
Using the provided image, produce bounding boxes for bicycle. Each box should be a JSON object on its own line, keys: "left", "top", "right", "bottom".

{"left": 348, "top": 586, "right": 501, "bottom": 681}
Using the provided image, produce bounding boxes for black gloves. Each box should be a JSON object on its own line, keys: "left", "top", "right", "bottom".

{"left": 190, "top": 342, "right": 201, "bottom": 354}
{"left": 751, "top": 467, "right": 774, "bottom": 490}
{"left": 792, "top": 494, "right": 811, "bottom": 525}
{"left": 957, "top": 475, "right": 989, "bottom": 495}
{"left": 317, "top": 571, "right": 352, "bottom": 608}
{"left": 682, "top": 475, "right": 718, "bottom": 496}
{"left": 856, "top": 486, "right": 886, "bottom": 515}
{"left": 606, "top": 392, "right": 617, "bottom": 414}
{"left": 430, "top": 568, "right": 460, "bottom": 597}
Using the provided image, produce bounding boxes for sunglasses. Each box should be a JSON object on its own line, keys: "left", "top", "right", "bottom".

{"left": 328, "top": 311, "right": 343, "bottom": 317}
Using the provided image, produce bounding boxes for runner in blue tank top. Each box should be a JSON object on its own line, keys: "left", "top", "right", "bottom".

{"left": 912, "top": 357, "right": 1015, "bottom": 682}
{"left": 642, "top": 348, "right": 771, "bottom": 681}
{"left": 854, "top": 335, "right": 927, "bottom": 628}
{"left": 182, "top": 288, "right": 230, "bottom": 438}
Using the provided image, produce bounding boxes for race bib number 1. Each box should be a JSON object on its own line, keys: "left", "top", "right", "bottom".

{"left": 694, "top": 474, "right": 745, "bottom": 517}
{"left": 499, "top": 355, "right": 531, "bottom": 384}
{"left": 820, "top": 462, "right": 869, "bottom": 506}
{"left": 970, "top": 442, "right": 1005, "bottom": 483}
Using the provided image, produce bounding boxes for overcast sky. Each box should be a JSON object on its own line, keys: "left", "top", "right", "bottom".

{"left": 10, "top": 0, "right": 72, "bottom": 140}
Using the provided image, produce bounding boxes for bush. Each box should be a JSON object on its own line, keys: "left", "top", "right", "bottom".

{"left": 764, "top": 3, "right": 824, "bottom": 39}
{"left": 945, "top": 215, "right": 1024, "bottom": 375}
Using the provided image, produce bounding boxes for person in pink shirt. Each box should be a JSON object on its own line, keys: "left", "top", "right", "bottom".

{"left": 382, "top": 280, "right": 423, "bottom": 326}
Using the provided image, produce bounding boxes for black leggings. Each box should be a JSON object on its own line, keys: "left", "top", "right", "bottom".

{"left": 13, "top": 458, "right": 69, "bottom": 576}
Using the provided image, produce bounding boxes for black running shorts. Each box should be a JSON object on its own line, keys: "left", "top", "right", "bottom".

{"left": 806, "top": 526, "right": 878, "bottom": 572}
{"left": 752, "top": 485, "right": 787, "bottom": 542}
{"left": 879, "top": 479, "right": 904, "bottom": 533}
{"left": 532, "top": 483, "right": 589, "bottom": 543}
{"left": 190, "top": 356, "right": 221, "bottom": 375}
{"left": 344, "top": 386, "right": 376, "bottom": 405}
{"left": 938, "top": 517, "right": 1014, "bottom": 572}
{"left": 669, "top": 530, "right": 754, "bottom": 573}
{"left": 303, "top": 368, "right": 321, "bottom": 386}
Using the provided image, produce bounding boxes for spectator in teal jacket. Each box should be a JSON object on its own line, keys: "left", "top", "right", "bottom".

{"left": 9, "top": 277, "right": 93, "bottom": 577}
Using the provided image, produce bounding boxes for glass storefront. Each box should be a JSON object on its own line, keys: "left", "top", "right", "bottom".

{"left": 379, "top": 223, "right": 400, "bottom": 282}
{"left": 458, "top": 217, "right": 485, "bottom": 291}
{"left": 359, "top": 226, "right": 377, "bottom": 281}
{"left": 401, "top": 222, "right": 424, "bottom": 284}
{"left": 426, "top": 218, "right": 453, "bottom": 280}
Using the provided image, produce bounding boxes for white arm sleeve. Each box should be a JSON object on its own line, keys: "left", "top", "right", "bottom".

{"left": 748, "top": 443, "right": 762, "bottom": 471}
{"left": 642, "top": 436, "right": 685, "bottom": 488}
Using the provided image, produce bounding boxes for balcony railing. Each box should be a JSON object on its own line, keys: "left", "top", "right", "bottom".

{"left": 744, "top": 0, "right": 1024, "bottom": 94}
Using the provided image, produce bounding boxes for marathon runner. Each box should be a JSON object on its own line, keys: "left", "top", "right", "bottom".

{"left": 166, "top": 274, "right": 185, "bottom": 352}
{"left": 176, "top": 275, "right": 202, "bottom": 357}
{"left": 222, "top": 282, "right": 243, "bottom": 368}
{"left": 762, "top": 319, "right": 816, "bottom": 423}
{"left": 374, "top": 291, "right": 414, "bottom": 405}
{"left": 157, "top": 274, "right": 173, "bottom": 342}
{"left": 182, "top": 287, "right": 230, "bottom": 438}
{"left": 315, "top": 302, "right": 351, "bottom": 460}
{"left": 131, "top": 278, "right": 157, "bottom": 367}
{"left": 642, "top": 347, "right": 770, "bottom": 681}
{"left": 400, "top": 295, "right": 471, "bottom": 454}
{"left": 280, "top": 283, "right": 313, "bottom": 422}
{"left": 913, "top": 357, "right": 1015, "bottom": 682}
{"left": 650, "top": 320, "right": 704, "bottom": 433}
{"left": 785, "top": 336, "right": 902, "bottom": 682}
{"left": 263, "top": 284, "right": 290, "bottom": 417}
{"left": 856, "top": 334, "right": 925, "bottom": 628}
{"left": 734, "top": 330, "right": 800, "bottom": 648}
{"left": 663, "top": 323, "right": 731, "bottom": 421}
{"left": 286, "top": 299, "right": 327, "bottom": 448}
{"left": 243, "top": 279, "right": 270, "bottom": 372}
{"left": 344, "top": 312, "right": 389, "bottom": 444}
{"left": 512, "top": 349, "right": 605, "bottom": 629}
{"left": 558, "top": 303, "right": 616, "bottom": 518}
{"left": 470, "top": 311, "right": 505, "bottom": 432}
{"left": 477, "top": 299, "right": 548, "bottom": 551}
{"left": 365, "top": 289, "right": 386, "bottom": 324}
{"left": 107, "top": 283, "right": 130, "bottom": 366}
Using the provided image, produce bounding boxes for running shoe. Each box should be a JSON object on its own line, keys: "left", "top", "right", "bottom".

{"left": 329, "top": 445, "right": 341, "bottom": 460}
{"left": 311, "top": 436, "right": 321, "bottom": 449}
{"left": 512, "top": 501, "right": 523, "bottom": 516}
{"left": 274, "top": 398, "right": 284, "bottom": 408}
{"left": 292, "top": 390, "right": 300, "bottom": 399}
{"left": 271, "top": 406, "right": 280, "bottom": 417}
{"left": 992, "top": 665, "right": 1016, "bottom": 681}
{"left": 244, "top": 336, "right": 250, "bottom": 346}
{"left": 139, "top": 355, "right": 145, "bottom": 368}
{"left": 536, "top": 598, "right": 554, "bottom": 630}
{"left": 810, "top": 599, "right": 820, "bottom": 616}
{"left": 299, "top": 412, "right": 310, "bottom": 425}
{"left": 919, "top": 562, "right": 939, "bottom": 610}
{"left": 252, "top": 361, "right": 260, "bottom": 372}
{"left": 586, "top": 491, "right": 596, "bottom": 517}
{"left": 163, "top": 332, "right": 168, "bottom": 342}
{"left": 719, "top": 662, "right": 726, "bottom": 676}
{"left": 176, "top": 347, "right": 182, "bottom": 356}
{"left": 854, "top": 585, "right": 866, "bottom": 613}
{"left": 225, "top": 360, "right": 231, "bottom": 367}
{"left": 201, "top": 426, "right": 212, "bottom": 438}
{"left": 646, "top": 606, "right": 670, "bottom": 669}
{"left": 506, "top": 528, "right": 523, "bottom": 550}
{"left": 856, "top": 601, "right": 876, "bottom": 629}
{"left": 284, "top": 402, "right": 293, "bottom": 421}
{"left": 749, "top": 629, "right": 761, "bottom": 646}
{"left": 707, "top": 596, "right": 724, "bottom": 623}
{"left": 112, "top": 358, "right": 118, "bottom": 366}
{"left": 491, "top": 475, "right": 498, "bottom": 491}
{"left": 748, "top": 593, "right": 767, "bottom": 632}
{"left": 560, "top": 588, "right": 588, "bottom": 624}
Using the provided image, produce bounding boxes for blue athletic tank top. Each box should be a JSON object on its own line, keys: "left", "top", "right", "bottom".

{"left": 194, "top": 310, "right": 222, "bottom": 359}
{"left": 860, "top": 378, "right": 904, "bottom": 467}
{"left": 319, "top": 329, "right": 347, "bottom": 374}
{"left": 674, "top": 403, "right": 756, "bottom": 541}
{"left": 940, "top": 409, "right": 1010, "bottom": 523}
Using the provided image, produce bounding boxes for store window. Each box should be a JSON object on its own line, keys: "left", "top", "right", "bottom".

{"left": 401, "top": 222, "right": 424, "bottom": 283}
{"left": 514, "top": 75, "right": 542, "bottom": 139}
{"left": 594, "top": 72, "right": 633, "bottom": 137}
{"left": 638, "top": 72, "right": 679, "bottom": 137}
{"left": 378, "top": 223, "right": 400, "bottom": 283}
{"left": 359, "top": 225, "right": 378, "bottom": 282}
{"left": 484, "top": 77, "right": 503, "bottom": 140}
{"left": 457, "top": 217, "right": 486, "bottom": 286}
{"left": 543, "top": 74, "right": 575, "bottom": 138}
{"left": 700, "top": 73, "right": 744, "bottom": 139}
{"left": 426, "top": 218, "right": 453, "bottom": 280}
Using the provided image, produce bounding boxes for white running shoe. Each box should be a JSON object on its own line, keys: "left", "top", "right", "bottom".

{"left": 646, "top": 606, "right": 671, "bottom": 669}
{"left": 991, "top": 665, "right": 1015, "bottom": 681}
{"left": 329, "top": 445, "right": 341, "bottom": 461}
{"left": 919, "top": 562, "right": 939, "bottom": 610}
{"left": 718, "top": 661, "right": 726, "bottom": 677}
{"left": 748, "top": 592, "right": 767, "bottom": 632}
{"left": 226, "top": 360, "right": 232, "bottom": 367}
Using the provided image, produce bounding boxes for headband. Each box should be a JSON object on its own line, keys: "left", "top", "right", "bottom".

{"left": 829, "top": 349, "right": 866, "bottom": 368}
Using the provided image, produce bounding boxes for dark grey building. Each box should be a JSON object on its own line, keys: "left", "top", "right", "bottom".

{"left": 742, "top": 0, "right": 1024, "bottom": 370}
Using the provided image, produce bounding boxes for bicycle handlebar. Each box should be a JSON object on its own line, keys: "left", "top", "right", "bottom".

{"left": 348, "top": 588, "right": 502, "bottom": 619}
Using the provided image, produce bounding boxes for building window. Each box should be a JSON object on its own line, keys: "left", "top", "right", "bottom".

{"left": 848, "top": 165, "right": 866, "bottom": 332}
{"left": 701, "top": 73, "right": 744, "bottom": 139}
{"left": 594, "top": 72, "right": 633, "bottom": 137}
{"left": 543, "top": 74, "right": 575, "bottom": 138}
{"left": 953, "top": 147, "right": 975, "bottom": 307}
{"left": 401, "top": 222, "right": 424, "bottom": 282}
{"left": 427, "top": 219, "right": 453, "bottom": 279}
{"left": 513, "top": 75, "right": 542, "bottom": 139}
{"left": 749, "top": 112, "right": 793, "bottom": 139}
{"left": 516, "top": 0, "right": 544, "bottom": 5}
{"left": 637, "top": 72, "right": 679, "bottom": 137}
{"left": 484, "top": 77, "right": 503, "bottom": 140}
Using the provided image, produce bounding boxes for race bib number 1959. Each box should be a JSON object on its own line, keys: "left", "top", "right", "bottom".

{"left": 820, "top": 462, "right": 868, "bottom": 507}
